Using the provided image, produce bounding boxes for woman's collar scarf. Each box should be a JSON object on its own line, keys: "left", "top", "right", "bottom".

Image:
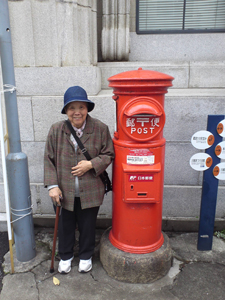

{"left": 70, "top": 120, "right": 86, "bottom": 147}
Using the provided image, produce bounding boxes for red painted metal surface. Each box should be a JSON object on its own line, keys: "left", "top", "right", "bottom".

{"left": 108, "top": 68, "right": 174, "bottom": 254}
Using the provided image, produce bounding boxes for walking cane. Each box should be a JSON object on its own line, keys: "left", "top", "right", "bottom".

{"left": 50, "top": 202, "right": 61, "bottom": 273}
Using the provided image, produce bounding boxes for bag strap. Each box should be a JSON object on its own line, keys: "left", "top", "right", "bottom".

{"left": 65, "top": 120, "right": 92, "bottom": 161}
{"left": 65, "top": 120, "right": 110, "bottom": 190}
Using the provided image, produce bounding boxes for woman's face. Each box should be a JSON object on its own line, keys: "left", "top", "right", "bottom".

{"left": 66, "top": 101, "right": 88, "bottom": 128}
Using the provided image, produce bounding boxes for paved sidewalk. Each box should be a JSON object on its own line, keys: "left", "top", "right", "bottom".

{"left": 1, "top": 229, "right": 225, "bottom": 300}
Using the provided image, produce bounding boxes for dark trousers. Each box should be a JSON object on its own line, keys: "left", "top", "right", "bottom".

{"left": 57, "top": 197, "right": 99, "bottom": 260}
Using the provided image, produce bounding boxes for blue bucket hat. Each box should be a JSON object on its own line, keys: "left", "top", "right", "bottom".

{"left": 61, "top": 86, "right": 95, "bottom": 114}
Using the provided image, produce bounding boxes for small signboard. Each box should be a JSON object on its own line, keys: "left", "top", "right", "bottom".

{"left": 214, "top": 141, "right": 225, "bottom": 159}
{"left": 127, "top": 149, "right": 155, "bottom": 165}
{"left": 189, "top": 153, "right": 213, "bottom": 171}
{"left": 213, "top": 163, "right": 225, "bottom": 180}
{"left": 217, "top": 119, "right": 225, "bottom": 137}
{"left": 191, "top": 130, "right": 214, "bottom": 150}
{"left": 127, "top": 155, "right": 155, "bottom": 165}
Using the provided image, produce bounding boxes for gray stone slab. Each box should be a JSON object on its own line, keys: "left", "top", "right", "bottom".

{"left": 170, "top": 232, "right": 225, "bottom": 264}
{"left": 98, "top": 61, "right": 189, "bottom": 89}
{"left": 32, "top": 96, "right": 66, "bottom": 142}
{"left": 30, "top": 185, "right": 48, "bottom": 215}
{"left": 164, "top": 95, "right": 225, "bottom": 142}
{"left": 31, "top": 184, "right": 55, "bottom": 215}
{"left": 89, "top": 95, "right": 116, "bottom": 138}
{"left": 190, "top": 61, "right": 225, "bottom": 88}
{"left": 164, "top": 142, "right": 200, "bottom": 185}
{"left": 30, "top": 0, "right": 58, "bottom": 67}
{"left": 17, "top": 97, "right": 34, "bottom": 142}
{"left": 0, "top": 272, "right": 38, "bottom": 300}
{"left": 169, "top": 262, "right": 225, "bottom": 300}
{"left": 21, "top": 142, "right": 45, "bottom": 183}
{"left": 2, "top": 240, "right": 51, "bottom": 274}
{"left": 163, "top": 185, "right": 225, "bottom": 219}
{"left": 9, "top": 0, "right": 35, "bottom": 67}
{"left": 15, "top": 67, "right": 101, "bottom": 96}
{"left": 163, "top": 186, "right": 202, "bottom": 218}
{"left": 129, "top": 32, "right": 225, "bottom": 63}
{"left": 216, "top": 187, "right": 225, "bottom": 218}
{"left": 37, "top": 259, "right": 178, "bottom": 300}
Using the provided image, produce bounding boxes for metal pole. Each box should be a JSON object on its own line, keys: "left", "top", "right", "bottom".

{"left": 0, "top": 0, "right": 36, "bottom": 262}
{"left": 0, "top": 89, "right": 14, "bottom": 273}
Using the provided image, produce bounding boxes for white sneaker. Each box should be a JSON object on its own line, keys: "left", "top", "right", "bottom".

{"left": 58, "top": 257, "right": 74, "bottom": 274}
{"left": 78, "top": 257, "right": 92, "bottom": 273}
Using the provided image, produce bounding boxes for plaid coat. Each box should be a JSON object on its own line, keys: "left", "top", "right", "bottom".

{"left": 44, "top": 115, "right": 115, "bottom": 211}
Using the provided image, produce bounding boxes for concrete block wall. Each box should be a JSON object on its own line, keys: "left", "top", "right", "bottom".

{"left": 0, "top": 0, "right": 225, "bottom": 231}
{"left": 97, "top": 62, "right": 225, "bottom": 228}
{"left": 1, "top": 61, "right": 225, "bottom": 230}
{"left": 9, "top": 0, "right": 98, "bottom": 67}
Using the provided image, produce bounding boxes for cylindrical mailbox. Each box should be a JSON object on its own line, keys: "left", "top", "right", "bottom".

{"left": 108, "top": 68, "right": 174, "bottom": 254}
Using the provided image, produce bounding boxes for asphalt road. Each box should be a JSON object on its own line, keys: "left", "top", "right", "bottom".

{"left": 0, "top": 232, "right": 9, "bottom": 292}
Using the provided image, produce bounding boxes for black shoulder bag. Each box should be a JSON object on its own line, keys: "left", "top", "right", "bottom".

{"left": 66, "top": 120, "right": 112, "bottom": 194}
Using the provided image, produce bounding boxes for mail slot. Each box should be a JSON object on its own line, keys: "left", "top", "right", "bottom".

{"left": 108, "top": 68, "right": 174, "bottom": 254}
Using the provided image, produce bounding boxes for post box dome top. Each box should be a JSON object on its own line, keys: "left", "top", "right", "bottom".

{"left": 108, "top": 68, "right": 174, "bottom": 82}
{"left": 108, "top": 68, "right": 174, "bottom": 93}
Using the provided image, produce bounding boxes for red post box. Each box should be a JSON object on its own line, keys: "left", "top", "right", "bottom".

{"left": 108, "top": 68, "right": 174, "bottom": 254}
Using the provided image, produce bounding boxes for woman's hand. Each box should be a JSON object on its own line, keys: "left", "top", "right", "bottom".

{"left": 71, "top": 160, "right": 93, "bottom": 177}
{"left": 49, "top": 187, "right": 63, "bottom": 206}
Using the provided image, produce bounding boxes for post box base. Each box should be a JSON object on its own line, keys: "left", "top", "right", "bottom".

{"left": 100, "top": 228, "right": 173, "bottom": 284}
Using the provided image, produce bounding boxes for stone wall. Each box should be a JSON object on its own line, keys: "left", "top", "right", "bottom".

{"left": 0, "top": 0, "right": 225, "bottom": 231}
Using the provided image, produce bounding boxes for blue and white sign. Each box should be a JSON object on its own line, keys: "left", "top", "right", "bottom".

{"left": 191, "top": 130, "right": 214, "bottom": 150}
{"left": 213, "top": 163, "right": 225, "bottom": 180}
{"left": 217, "top": 119, "right": 225, "bottom": 137}
{"left": 189, "top": 153, "right": 213, "bottom": 171}
{"left": 215, "top": 141, "right": 225, "bottom": 159}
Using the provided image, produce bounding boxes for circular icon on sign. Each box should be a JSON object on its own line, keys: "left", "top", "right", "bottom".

{"left": 213, "top": 166, "right": 220, "bottom": 177}
{"left": 214, "top": 141, "right": 225, "bottom": 159}
{"left": 190, "top": 153, "right": 213, "bottom": 171}
{"left": 213, "top": 163, "right": 225, "bottom": 180}
{"left": 191, "top": 131, "right": 214, "bottom": 150}
{"left": 217, "top": 119, "right": 225, "bottom": 137}
{"left": 207, "top": 135, "right": 214, "bottom": 146}
{"left": 205, "top": 156, "right": 213, "bottom": 168}
{"left": 215, "top": 145, "right": 222, "bottom": 156}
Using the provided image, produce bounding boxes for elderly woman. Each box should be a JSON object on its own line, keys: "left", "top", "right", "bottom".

{"left": 44, "top": 86, "right": 114, "bottom": 274}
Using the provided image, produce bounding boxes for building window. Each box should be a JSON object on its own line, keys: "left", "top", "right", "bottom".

{"left": 136, "top": 0, "right": 225, "bottom": 34}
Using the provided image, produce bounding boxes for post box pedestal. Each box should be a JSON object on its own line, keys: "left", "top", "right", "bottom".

{"left": 100, "top": 228, "right": 172, "bottom": 284}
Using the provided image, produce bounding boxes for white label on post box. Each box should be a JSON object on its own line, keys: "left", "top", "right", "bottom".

{"left": 191, "top": 130, "right": 214, "bottom": 149}
{"left": 215, "top": 141, "right": 225, "bottom": 159}
{"left": 127, "top": 155, "right": 155, "bottom": 165}
{"left": 189, "top": 153, "right": 213, "bottom": 171}
{"left": 127, "top": 149, "right": 155, "bottom": 165}
{"left": 217, "top": 119, "right": 225, "bottom": 137}
{"left": 213, "top": 163, "right": 225, "bottom": 180}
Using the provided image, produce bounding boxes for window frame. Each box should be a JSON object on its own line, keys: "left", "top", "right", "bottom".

{"left": 136, "top": 0, "right": 225, "bottom": 34}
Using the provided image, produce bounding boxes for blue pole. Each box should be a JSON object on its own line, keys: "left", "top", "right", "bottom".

{"left": 0, "top": 0, "right": 36, "bottom": 261}
{"left": 197, "top": 115, "right": 224, "bottom": 251}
